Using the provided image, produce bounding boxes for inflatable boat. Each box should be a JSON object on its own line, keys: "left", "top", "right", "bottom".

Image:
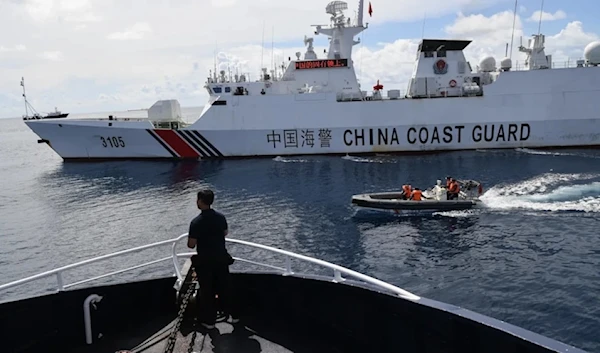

{"left": 351, "top": 179, "right": 484, "bottom": 212}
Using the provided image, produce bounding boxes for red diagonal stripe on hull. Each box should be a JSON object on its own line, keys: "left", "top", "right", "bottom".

{"left": 153, "top": 130, "right": 200, "bottom": 158}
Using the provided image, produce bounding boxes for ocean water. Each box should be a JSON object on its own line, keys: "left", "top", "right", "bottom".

{"left": 0, "top": 111, "right": 599, "bottom": 352}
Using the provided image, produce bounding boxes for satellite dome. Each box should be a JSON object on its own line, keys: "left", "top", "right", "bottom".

{"left": 500, "top": 57, "right": 512, "bottom": 70}
{"left": 584, "top": 41, "right": 600, "bottom": 65}
{"left": 479, "top": 56, "right": 496, "bottom": 72}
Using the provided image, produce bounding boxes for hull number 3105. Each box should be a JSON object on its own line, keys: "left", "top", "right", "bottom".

{"left": 100, "top": 136, "right": 125, "bottom": 148}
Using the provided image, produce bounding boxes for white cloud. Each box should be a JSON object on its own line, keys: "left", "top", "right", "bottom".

{"left": 64, "top": 12, "right": 102, "bottom": 23}
{"left": 528, "top": 10, "right": 567, "bottom": 22}
{"left": 107, "top": 22, "right": 152, "bottom": 40}
{"left": 18, "top": 0, "right": 99, "bottom": 23}
{"left": 445, "top": 10, "right": 524, "bottom": 47}
{"left": 39, "top": 51, "right": 64, "bottom": 61}
{"left": 0, "top": 44, "right": 26, "bottom": 52}
{"left": 0, "top": 0, "right": 598, "bottom": 118}
{"left": 59, "top": 0, "right": 90, "bottom": 12}
{"left": 23, "top": 0, "right": 53, "bottom": 22}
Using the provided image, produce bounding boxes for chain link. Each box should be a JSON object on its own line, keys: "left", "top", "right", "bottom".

{"left": 187, "top": 329, "right": 198, "bottom": 353}
{"left": 163, "top": 268, "right": 197, "bottom": 353}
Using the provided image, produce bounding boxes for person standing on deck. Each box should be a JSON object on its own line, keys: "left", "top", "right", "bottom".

{"left": 187, "top": 189, "right": 239, "bottom": 329}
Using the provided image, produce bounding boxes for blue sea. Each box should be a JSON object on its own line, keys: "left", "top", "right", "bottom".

{"left": 0, "top": 110, "right": 599, "bottom": 352}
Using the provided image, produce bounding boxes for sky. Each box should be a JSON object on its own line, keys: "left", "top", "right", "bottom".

{"left": 1, "top": 0, "right": 599, "bottom": 118}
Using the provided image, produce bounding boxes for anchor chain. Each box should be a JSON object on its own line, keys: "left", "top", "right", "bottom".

{"left": 163, "top": 268, "right": 197, "bottom": 353}
{"left": 187, "top": 329, "right": 198, "bottom": 353}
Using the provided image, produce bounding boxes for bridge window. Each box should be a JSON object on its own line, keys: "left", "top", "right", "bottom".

{"left": 437, "top": 50, "right": 446, "bottom": 57}
{"left": 213, "top": 87, "right": 222, "bottom": 93}
{"left": 424, "top": 51, "right": 434, "bottom": 58}
{"left": 225, "top": 87, "right": 231, "bottom": 93}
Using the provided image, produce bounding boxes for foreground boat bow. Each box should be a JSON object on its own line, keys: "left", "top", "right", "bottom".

{"left": 0, "top": 233, "right": 587, "bottom": 352}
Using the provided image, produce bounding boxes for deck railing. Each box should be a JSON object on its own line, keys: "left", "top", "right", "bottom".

{"left": 0, "top": 233, "right": 420, "bottom": 301}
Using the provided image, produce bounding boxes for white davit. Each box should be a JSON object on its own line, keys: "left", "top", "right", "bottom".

{"left": 24, "top": 0, "right": 600, "bottom": 161}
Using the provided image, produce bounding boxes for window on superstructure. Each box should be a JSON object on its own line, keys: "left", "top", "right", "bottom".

{"left": 424, "top": 51, "right": 434, "bottom": 58}
{"left": 437, "top": 50, "right": 446, "bottom": 57}
{"left": 213, "top": 87, "right": 222, "bottom": 93}
{"left": 225, "top": 87, "right": 231, "bottom": 93}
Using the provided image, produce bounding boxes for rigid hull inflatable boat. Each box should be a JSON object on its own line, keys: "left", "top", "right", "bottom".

{"left": 0, "top": 232, "right": 585, "bottom": 353}
{"left": 351, "top": 179, "right": 484, "bottom": 211}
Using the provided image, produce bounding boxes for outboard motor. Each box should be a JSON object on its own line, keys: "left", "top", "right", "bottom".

{"left": 458, "top": 179, "right": 482, "bottom": 199}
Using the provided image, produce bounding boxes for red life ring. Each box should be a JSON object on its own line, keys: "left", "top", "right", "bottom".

{"left": 449, "top": 79, "right": 457, "bottom": 87}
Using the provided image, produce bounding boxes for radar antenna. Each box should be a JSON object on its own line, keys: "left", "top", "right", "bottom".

{"left": 326, "top": 1, "right": 349, "bottom": 25}
{"left": 303, "top": 35, "right": 314, "bottom": 49}
{"left": 303, "top": 35, "right": 317, "bottom": 60}
{"left": 326, "top": 1, "right": 348, "bottom": 16}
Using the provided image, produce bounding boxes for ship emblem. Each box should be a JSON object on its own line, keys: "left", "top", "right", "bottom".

{"left": 433, "top": 59, "right": 448, "bottom": 74}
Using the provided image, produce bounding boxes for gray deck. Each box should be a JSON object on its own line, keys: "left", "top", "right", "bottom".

{"left": 141, "top": 320, "right": 295, "bottom": 353}
{"left": 67, "top": 311, "right": 334, "bottom": 353}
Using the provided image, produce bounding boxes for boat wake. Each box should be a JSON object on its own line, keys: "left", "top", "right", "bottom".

{"left": 480, "top": 173, "right": 600, "bottom": 213}
{"left": 515, "top": 148, "right": 600, "bottom": 159}
{"left": 341, "top": 154, "right": 394, "bottom": 163}
{"left": 272, "top": 156, "right": 309, "bottom": 163}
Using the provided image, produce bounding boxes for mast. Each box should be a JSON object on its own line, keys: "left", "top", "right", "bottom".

{"left": 20, "top": 77, "right": 28, "bottom": 118}
{"left": 509, "top": 0, "right": 517, "bottom": 59}
{"left": 357, "top": 0, "right": 364, "bottom": 27}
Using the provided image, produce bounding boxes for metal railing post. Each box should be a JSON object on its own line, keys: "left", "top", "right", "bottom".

{"left": 333, "top": 269, "right": 344, "bottom": 283}
{"left": 283, "top": 256, "right": 293, "bottom": 276}
{"left": 56, "top": 272, "right": 64, "bottom": 291}
{"left": 83, "top": 294, "right": 103, "bottom": 344}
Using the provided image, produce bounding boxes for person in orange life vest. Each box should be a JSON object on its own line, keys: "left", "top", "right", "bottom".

{"left": 447, "top": 178, "right": 460, "bottom": 200}
{"left": 409, "top": 188, "right": 425, "bottom": 201}
{"left": 446, "top": 176, "right": 452, "bottom": 188}
{"left": 401, "top": 184, "right": 412, "bottom": 200}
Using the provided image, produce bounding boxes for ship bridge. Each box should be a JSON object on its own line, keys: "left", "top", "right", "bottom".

{"left": 405, "top": 39, "right": 484, "bottom": 99}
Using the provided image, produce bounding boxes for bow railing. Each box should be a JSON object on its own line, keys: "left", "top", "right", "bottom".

{"left": 0, "top": 233, "right": 420, "bottom": 301}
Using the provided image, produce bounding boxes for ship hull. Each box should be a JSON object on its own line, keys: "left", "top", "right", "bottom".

{"left": 24, "top": 117, "right": 600, "bottom": 161}
{"left": 44, "top": 113, "right": 69, "bottom": 119}
{"left": 23, "top": 67, "right": 600, "bottom": 161}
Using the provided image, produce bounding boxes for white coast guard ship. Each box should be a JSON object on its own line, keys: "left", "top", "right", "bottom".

{"left": 24, "top": 0, "right": 600, "bottom": 161}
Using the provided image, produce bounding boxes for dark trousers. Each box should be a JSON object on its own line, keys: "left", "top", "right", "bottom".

{"left": 195, "top": 262, "right": 236, "bottom": 325}
{"left": 447, "top": 191, "right": 458, "bottom": 200}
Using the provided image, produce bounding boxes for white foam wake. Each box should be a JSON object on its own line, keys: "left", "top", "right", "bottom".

{"left": 341, "top": 154, "right": 397, "bottom": 163}
{"left": 480, "top": 173, "right": 600, "bottom": 213}
{"left": 272, "top": 156, "right": 309, "bottom": 163}
{"left": 516, "top": 148, "right": 600, "bottom": 159}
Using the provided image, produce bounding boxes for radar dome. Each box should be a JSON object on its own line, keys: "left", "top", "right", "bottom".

{"left": 479, "top": 56, "right": 496, "bottom": 72}
{"left": 584, "top": 41, "right": 600, "bottom": 65}
{"left": 500, "top": 57, "right": 512, "bottom": 70}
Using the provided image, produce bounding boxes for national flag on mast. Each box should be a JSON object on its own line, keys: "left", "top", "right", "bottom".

{"left": 20, "top": 77, "right": 24, "bottom": 87}
{"left": 368, "top": 1, "right": 373, "bottom": 17}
